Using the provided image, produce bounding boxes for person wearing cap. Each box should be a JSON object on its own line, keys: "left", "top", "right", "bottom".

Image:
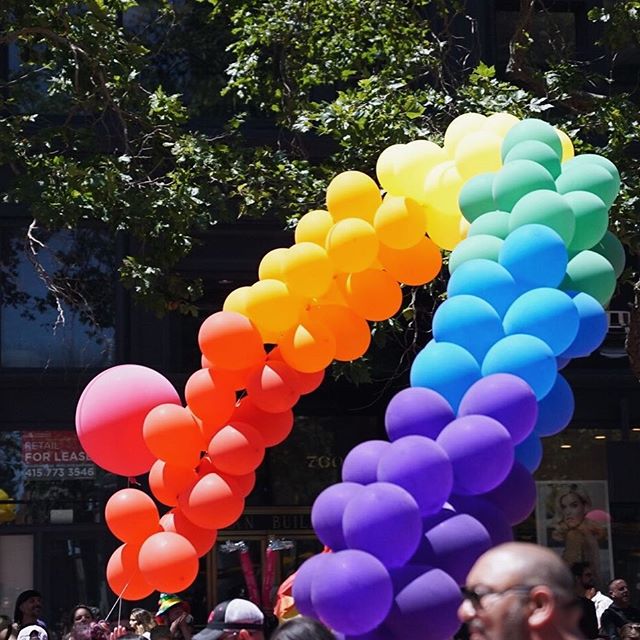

{"left": 13, "top": 591, "right": 45, "bottom": 632}
{"left": 155, "top": 595, "right": 192, "bottom": 640}
{"left": 192, "top": 599, "right": 264, "bottom": 640}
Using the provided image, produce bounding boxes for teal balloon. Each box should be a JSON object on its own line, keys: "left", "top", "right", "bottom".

{"left": 501, "top": 119, "right": 562, "bottom": 161}
{"left": 468, "top": 211, "right": 510, "bottom": 239}
{"left": 503, "top": 288, "right": 580, "bottom": 356}
{"left": 449, "top": 235, "right": 503, "bottom": 274}
{"left": 508, "top": 190, "right": 576, "bottom": 246}
{"left": 504, "top": 140, "right": 562, "bottom": 179}
{"left": 459, "top": 173, "right": 496, "bottom": 223}
{"left": 561, "top": 250, "right": 616, "bottom": 306}
{"left": 493, "top": 160, "right": 556, "bottom": 212}
{"left": 433, "top": 295, "right": 504, "bottom": 363}
{"left": 564, "top": 154, "right": 620, "bottom": 191}
{"left": 564, "top": 191, "right": 608, "bottom": 251}
{"left": 592, "top": 230, "right": 626, "bottom": 278}
{"left": 556, "top": 164, "right": 618, "bottom": 209}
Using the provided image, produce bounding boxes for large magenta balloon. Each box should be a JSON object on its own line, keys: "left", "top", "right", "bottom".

{"left": 482, "top": 461, "right": 537, "bottom": 525}
{"left": 311, "top": 482, "right": 364, "bottom": 551}
{"left": 436, "top": 415, "right": 514, "bottom": 495}
{"left": 311, "top": 550, "right": 393, "bottom": 636}
{"left": 458, "top": 373, "right": 537, "bottom": 445}
{"left": 342, "top": 441, "right": 391, "bottom": 485}
{"left": 76, "top": 365, "right": 180, "bottom": 476}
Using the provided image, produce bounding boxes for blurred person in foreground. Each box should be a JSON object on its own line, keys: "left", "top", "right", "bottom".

{"left": 270, "top": 617, "right": 334, "bottom": 640}
{"left": 192, "top": 599, "right": 264, "bottom": 640}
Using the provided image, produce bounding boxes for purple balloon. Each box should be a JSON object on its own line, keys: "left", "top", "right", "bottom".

{"left": 385, "top": 387, "right": 455, "bottom": 441}
{"left": 515, "top": 432, "right": 543, "bottom": 472}
{"left": 386, "top": 566, "right": 462, "bottom": 640}
{"left": 292, "top": 553, "right": 332, "bottom": 617}
{"left": 533, "top": 373, "right": 575, "bottom": 437}
{"left": 436, "top": 415, "right": 514, "bottom": 495}
{"left": 482, "top": 461, "right": 536, "bottom": 525}
{"left": 311, "top": 550, "right": 393, "bottom": 636}
{"left": 343, "top": 483, "right": 422, "bottom": 568}
{"left": 412, "top": 513, "right": 491, "bottom": 585}
{"left": 377, "top": 436, "right": 453, "bottom": 516}
{"left": 342, "top": 441, "right": 391, "bottom": 484}
{"left": 449, "top": 495, "right": 514, "bottom": 546}
{"left": 312, "top": 482, "right": 364, "bottom": 551}
{"left": 458, "top": 373, "right": 538, "bottom": 445}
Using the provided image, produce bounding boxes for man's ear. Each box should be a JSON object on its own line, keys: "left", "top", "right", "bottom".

{"left": 527, "top": 586, "right": 555, "bottom": 629}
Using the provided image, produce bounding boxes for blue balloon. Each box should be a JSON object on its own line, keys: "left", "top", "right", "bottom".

{"left": 432, "top": 295, "right": 504, "bottom": 363}
{"left": 447, "top": 259, "right": 519, "bottom": 317}
{"left": 560, "top": 292, "right": 608, "bottom": 358}
{"left": 499, "top": 224, "right": 568, "bottom": 289}
{"left": 503, "top": 288, "right": 580, "bottom": 355}
{"left": 533, "top": 373, "right": 575, "bottom": 437}
{"left": 482, "top": 334, "right": 557, "bottom": 400}
{"left": 515, "top": 433, "right": 543, "bottom": 472}
{"left": 410, "top": 341, "right": 481, "bottom": 411}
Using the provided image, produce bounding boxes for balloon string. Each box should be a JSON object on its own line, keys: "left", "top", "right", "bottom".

{"left": 104, "top": 577, "right": 131, "bottom": 622}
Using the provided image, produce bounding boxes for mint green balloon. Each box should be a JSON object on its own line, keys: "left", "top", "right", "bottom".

{"left": 564, "top": 154, "right": 620, "bottom": 191}
{"left": 564, "top": 191, "right": 608, "bottom": 251}
{"left": 592, "top": 230, "right": 626, "bottom": 278}
{"left": 493, "top": 160, "right": 556, "bottom": 212}
{"left": 468, "top": 210, "right": 510, "bottom": 239}
{"left": 509, "top": 189, "right": 576, "bottom": 246}
{"left": 504, "top": 140, "right": 562, "bottom": 179}
{"left": 459, "top": 173, "right": 496, "bottom": 223}
{"left": 562, "top": 250, "right": 616, "bottom": 306}
{"left": 556, "top": 164, "right": 618, "bottom": 209}
{"left": 502, "top": 119, "right": 563, "bottom": 161}
{"left": 449, "top": 234, "right": 503, "bottom": 274}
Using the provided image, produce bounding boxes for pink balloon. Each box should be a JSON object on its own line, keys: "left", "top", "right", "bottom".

{"left": 586, "top": 509, "right": 611, "bottom": 524}
{"left": 76, "top": 365, "right": 181, "bottom": 476}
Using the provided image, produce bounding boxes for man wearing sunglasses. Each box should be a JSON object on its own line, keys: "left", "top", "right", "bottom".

{"left": 459, "top": 542, "right": 584, "bottom": 640}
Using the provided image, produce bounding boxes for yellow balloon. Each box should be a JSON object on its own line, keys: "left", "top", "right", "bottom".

{"left": 325, "top": 218, "right": 379, "bottom": 273}
{"left": 245, "top": 279, "right": 303, "bottom": 340}
{"left": 423, "top": 161, "right": 464, "bottom": 215}
{"left": 294, "top": 209, "right": 334, "bottom": 246}
{"left": 223, "top": 286, "right": 252, "bottom": 316}
{"left": 314, "top": 276, "right": 349, "bottom": 306}
{"left": 426, "top": 206, "right": 465, "bottom": 252}
{"left": 459, "top": 216, "right": 470, "bottom": 240}
{"left": 258, "top": 247, "right": 288, "bottom": 281}
{"left": 454, "top": 130, "right": 503, "bottom": 180}
{"left": 393, "top": 140, "right": 448, "bottom": 202}
{"left": 483, "top": 112, "right": 520, "bottom": 137}
{"left": 0, "top": 489, "right": 16, "bottom": 524}
{"left": 326, "top": 171, "right": 382, "bottom": 223}
{"left": 376, "top": 144, "right": 406, "bottom": 195}
{"left": 281, "top": 243, "right": 334, "bottom": 299}
{"left": 373, "top": 195, "right": 427, "bottom": 249}
{"left": 444, "top": 113, "right": 487, "bottom": 155}
{"left": 555, "top": 127, "right": 575, "bottom": 162}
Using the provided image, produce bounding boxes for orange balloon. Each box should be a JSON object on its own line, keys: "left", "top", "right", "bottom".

{"left": 178, "top": 472, "right": 245, "bottom": 529}
{"left": 378, "top": 236, "right": 442, "bottom": 285}
{"left": 267, "top": 348, "right": 325, "bottom": 394}
{"left": 245, "top": 279, "right": 303, "bottom": 339}
{"left": 184, "top": 368, "right": 236, "bottom": 426}
{"left": 281, "top": 243, "right": 334, "bottom": 299}
{"left": 105, "top": 489, "right": 160, "bottom": 544}
{"left": 198, "top": 311, "right": 265, "bottom": 371}
{"left": 143, "top": 404, "right": 206, "bottom": 468}
{"left": 201, "top": 358, "right": 255, "bottom": 392}
{"left": 307, "top": 304, "right": 371, "bottom": 361}
{"left": 279, "top": 319, "right": 336, "bottom": 373}
{"left": 326, "top": 171, "right": 382, "bottom": 223}
{"left": 295, "top": 210, "right": 334, "bottom": 246}
{"left": 258, "top": 248, "right": 288, "bottom": 281}
{"left": 207, "top": 422, "right": 265, "bottom": 476}
{"left": 314, "top": 276, "right": 349, "bottom": 307}
{"left": 197, "top": 456, "right": 256, "bottom": 498}
{"left": 160, "top": 510, "right": 217, "bottom": 557}
{"left": 149, "top": 460, "right": 198, "bottom": 507}
{"left": 139, "top": 531, "right": 199, "bottom": 593}
{"left": 232, "top": 397, "right": 294, "bottom": 447}
{"left": 343, "top": 269, "right": 403, "bottom": 321}
{"left": 325, "top": 218, "right": 379, "bottom": 273}
{"left": 106, "top": 543, "right": 154, "bottom": 600}
{"left": 223, "top": 286, "right": 252, "bottom": 316}
{"left": 246, "top": 361, "right": 301, "bottom": 413}
{"left": 373, "top": 196, "right": 427, "bottom": 249}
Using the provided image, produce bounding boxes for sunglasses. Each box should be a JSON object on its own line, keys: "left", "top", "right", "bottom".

{"left": 461, "top": 585, "right": 534, "bottom": 610}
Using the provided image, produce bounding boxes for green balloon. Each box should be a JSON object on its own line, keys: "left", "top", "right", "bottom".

{"left": 504, "top": 140, "right": 562, "bottom": 179}
{"left": 556, "top": 164, "right": 618, "bottom": 209}
{"left": 501, "top": 118, "right": 562, "bottom": 161}
{"left": 493, "top": 159, "right": 556, "bottom": 212}
{"left": 459, "top": 173, "right": 496, "bottom": 223}
{"left": 564, "top": 191, "right": 608, "bottom": 251}
{"left": 468, "top": 210, "right": 510, "bottom": 239}
{"left": 564, "top": 154, "right": 620, "bottom": 191}
{"left": 449, "top": 234, "right": 503, "bottom": 274}
{"left": 509, "top": 189, "right": 576, "bottom": 246}
{"left": 562, "top": 250, "right": 616, "bottom": 306}
{"left": 592, "top": 230, "right": 626, "bottom": 278}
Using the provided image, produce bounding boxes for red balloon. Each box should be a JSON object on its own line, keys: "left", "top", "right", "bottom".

{"left": 207, "top": 422, "right": 265, "bottom": 476}
{"left": 178, "top": 472, "right": 245, "bottom": 529}
{"left": 201, "top": 356, "right": 255, "bottom": 392}
{"left": 106, "top": 543, "right": 154, "bottom": 600}
{"left": 105, "top": 489, "right": 160, "bottom": 544}
{"left": 160, "top": 510, "right": 217, "bottom": 557}
{"left": 185, "top": 369, "right": 236, "bottom": 426}
{"left": 267, "top": 348, "right": 325, "bottom": 394}
{"left": 138, "top": 531, "right": 199, "bottom": 593}
{"left": 232, "top": 398, "right": 294, "bottom": 447}
{"left": 245, "top": 361, "right": 300, "bottom": 413}
{"left": 196, "top": 456, "right": 256, "bottom": 498}
{"left": 149, "top": 460, "right": 198, "bottom": 507}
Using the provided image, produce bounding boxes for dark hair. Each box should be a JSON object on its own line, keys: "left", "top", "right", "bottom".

{"left": 570, "top": 562, "right": 591, "bottom": 578}
{"left": 621, "top": 623, "right": 640, "bottom": 640}
{"left": 13, "top": 590, "right": 42, "bottom": 625}
{"left": 69, "top": 606, "right": 95, "bottom": 628}
{"left": 149, "top": 626, "right": 172, "bottom": 640}
{"left": 270, "top": 617, "right": 335, "bottom": 640}
{"left": 608, "top": 578, "right": 627, "bottom": 592}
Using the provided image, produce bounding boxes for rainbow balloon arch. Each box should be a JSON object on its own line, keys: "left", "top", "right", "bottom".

{"left": 75, "top": 112, "right": 625, "bottom": 639}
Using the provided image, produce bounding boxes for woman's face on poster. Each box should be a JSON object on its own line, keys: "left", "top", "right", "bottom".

{"left": 560, "top": 491, "right": 586, "bottom": 528}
